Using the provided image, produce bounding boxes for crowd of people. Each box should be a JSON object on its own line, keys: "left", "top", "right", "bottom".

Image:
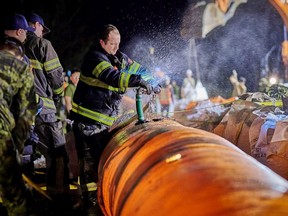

{"left": 0, "top": 13, "right": 161, "bottom": 216}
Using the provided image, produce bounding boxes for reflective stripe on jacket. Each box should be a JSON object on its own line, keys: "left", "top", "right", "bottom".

{"left": 24, "top": 32, "right": 64, "bottom": 115}
{"left": 71, "top": 45, "right": 147, "bottom": 126}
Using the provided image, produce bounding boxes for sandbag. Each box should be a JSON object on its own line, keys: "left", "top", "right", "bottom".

{"left": 249, "top": 107, "right": 286, "bottom": 166}
{"left": 267, "top": 120, "right": 288, "bottom": 179}
{"left": 214, "top": 100, "right": 259, "bottom": 155}
{"left": 249, "top": 117, "right": 275, "bottom": 165}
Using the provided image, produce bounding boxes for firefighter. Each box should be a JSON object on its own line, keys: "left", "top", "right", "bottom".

{"left": 70, "top": 24, "right": 161, "bottom": 215}
{"left": 24, "top": 13, "right": 71, "bottom": 210}
{"left": 0, "top": 36, "right": 37, "bottom": 215}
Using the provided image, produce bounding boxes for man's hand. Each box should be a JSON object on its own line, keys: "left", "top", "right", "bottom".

{"left": 139, "top": 79, "right": 153, "bottom": 95}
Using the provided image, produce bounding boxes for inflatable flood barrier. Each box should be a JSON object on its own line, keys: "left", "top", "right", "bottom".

{"left": 98, "top": 118, "right": 288, "bottom": 216}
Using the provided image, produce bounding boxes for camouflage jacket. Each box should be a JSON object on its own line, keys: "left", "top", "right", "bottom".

{"left": 0, "top": 51, "right": 37, "bottom": 151}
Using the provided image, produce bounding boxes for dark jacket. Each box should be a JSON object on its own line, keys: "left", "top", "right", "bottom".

{"left": 70, "top": 44, "right": 147, "bottom": 126}
{"left": 24, "top": 31, "right": 64, "bottom": 118}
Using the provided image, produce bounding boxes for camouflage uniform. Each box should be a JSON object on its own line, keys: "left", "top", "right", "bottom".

{"left": 0, "top": 50, "right": 37, "bottom": 215}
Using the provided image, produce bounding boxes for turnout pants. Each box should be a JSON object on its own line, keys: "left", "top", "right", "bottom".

{"left": 73, "top": 122, "right": 109, "bottom": 215}
{"left": 34, "top": 115, "right": 70, "bottom": 198}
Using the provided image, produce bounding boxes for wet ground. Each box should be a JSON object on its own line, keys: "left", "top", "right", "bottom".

{"left": 0, "top": 190, "right": 104, "bottom": 216}
{"left": 0, "top": 175, "right": 104, "bottom": 216}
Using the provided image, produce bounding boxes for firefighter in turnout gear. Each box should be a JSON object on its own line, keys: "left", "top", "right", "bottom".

{"left": 0, "top": 36, "right": 37, "bottom": 215}
{"left": 70, "top": 24, "right": 161, "bottom": 215}
{"left": 24, "top": 13, "right": 71, "bottom": 210}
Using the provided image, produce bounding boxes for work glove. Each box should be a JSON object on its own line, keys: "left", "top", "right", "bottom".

{"left": 139, "top": 79, "right": 153, "bottom": 95}
{"left": 29, "top": 131, "right": 39, "bottom": 144}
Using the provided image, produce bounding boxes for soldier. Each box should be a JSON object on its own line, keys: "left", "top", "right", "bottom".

{"left": 0, "top": 36, "right": 37, "bottom": 215}
{"left": 2, "top": 13, "right": 35, "bottom": 66}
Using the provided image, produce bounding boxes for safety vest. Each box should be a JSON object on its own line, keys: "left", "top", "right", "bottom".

{"left": 159, "top": 86, "right": 172, "bottom": 105}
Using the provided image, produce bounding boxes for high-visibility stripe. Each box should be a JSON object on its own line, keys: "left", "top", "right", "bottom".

{"left": 44, "top": 58, "right": 61, "bottom": 71}
{"left": 40, "top": 96, "right": 56, "bottom": 110}
{"left": 128, "top": 61, "right": 152, "bottom": 81}
{"left": 79, "top": 74, "right": 120, "bottom": 91}
{"left": 30, "top": 58, "right": 61, "bottom": 72}
{"left": 35, "top": 94, "right": 40, "bottom": 103}
{"left": 53, "top": 86, "right": 64, "bottom": 95}
{"left": 92, "top": 61, "right": 111, "bottom": 77}
{"left": 119, "top": 72, "right": 131, "bottom": 89}
{"left": 255, "top": 101, "right": 282, "bottom": 107}
{"left": 72, "top": 102, "right": 116, "bottom": 126}
{"left": 29, "top": 59, "right": 43, "bottom": 70}
{"left": 81, "top": 182, "right": 97, "bottom": 192}
{"left": 128, "top": 61, "right": 141, "bottom": 73}
{"left": 79, "top": 74, "right": 126, "bottom": 92}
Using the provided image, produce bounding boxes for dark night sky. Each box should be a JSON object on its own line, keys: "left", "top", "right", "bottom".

{"left": 0, "top": 0, "right": 285, "bottom": 97}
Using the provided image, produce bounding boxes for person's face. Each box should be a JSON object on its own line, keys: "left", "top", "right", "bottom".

{"left": 100, "top": 30, "right": 120, "bottom": 55}
{"left": 70, "top": 72, "right": 80, "bottom": 85}
{"left": 217, "top": 0, "right": 231, "bottom": 13}
{"left": 34, "top": 22, "right": 44, "bottom": 38}
{"left": 17, "top": 29, "right": 27, "bottom": 43}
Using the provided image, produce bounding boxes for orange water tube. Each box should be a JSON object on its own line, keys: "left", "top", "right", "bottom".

{"left": 269, "top": 0, "right": 288, "bottom": 28}
{"left": 98, "top": 119, "right": 288, "bottom": 216}
{"left": 185, "top": 96, "right": 237, "bottom": 110}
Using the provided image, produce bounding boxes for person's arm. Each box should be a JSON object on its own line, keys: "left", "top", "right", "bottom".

{"left": 93, "top": 52, "right": 149, "bottom": 90}
{"left": 12, "top": 62, "right": 37, "bottom": 152}
{"left": 64, "top": 96, "right": 72, "bottom": 113}
{"left": 64, "top": 85, "right": 74, "bottom": 113}
{"left": 42, "top": 39, "right": 64, "bottom": 101}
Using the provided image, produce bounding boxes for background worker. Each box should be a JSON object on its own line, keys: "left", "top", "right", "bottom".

{"left": 24, "top": 12, "right": 71, "bottom": 212}
{"left": 238, "top": 76, "right": 247, "bottom": 95}
{"left": 181, "top": 69, "right": 196, "bottom": 102}
{"left": 156, "top": 75, "right": 174, "bottom": 117}
{"left": 229, "top": 69, "right": 247, "bottom": 97}
{"left": 172, "top": 80, "right": 180, "bottom": 101}
{"left": 0, "top": 36, "right": 37, "bottom": 216}
{"left": 64, "top": 68, "right": 81, "bottom": 133}
{"left": 64, "top": 68, "right": 81, "bottom": 114}
{"left": 70, "top": 24, "right": 161, "bottom": 215}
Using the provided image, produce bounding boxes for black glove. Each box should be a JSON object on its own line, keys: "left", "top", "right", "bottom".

{"left": 139, "top": 79, "right": 153, "bottom": 95}
{"left": 29, "top": 131, "right": 39, "bottom": 144}
{"left": 153, "top": 84, "right": 161, "bottom": 94}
